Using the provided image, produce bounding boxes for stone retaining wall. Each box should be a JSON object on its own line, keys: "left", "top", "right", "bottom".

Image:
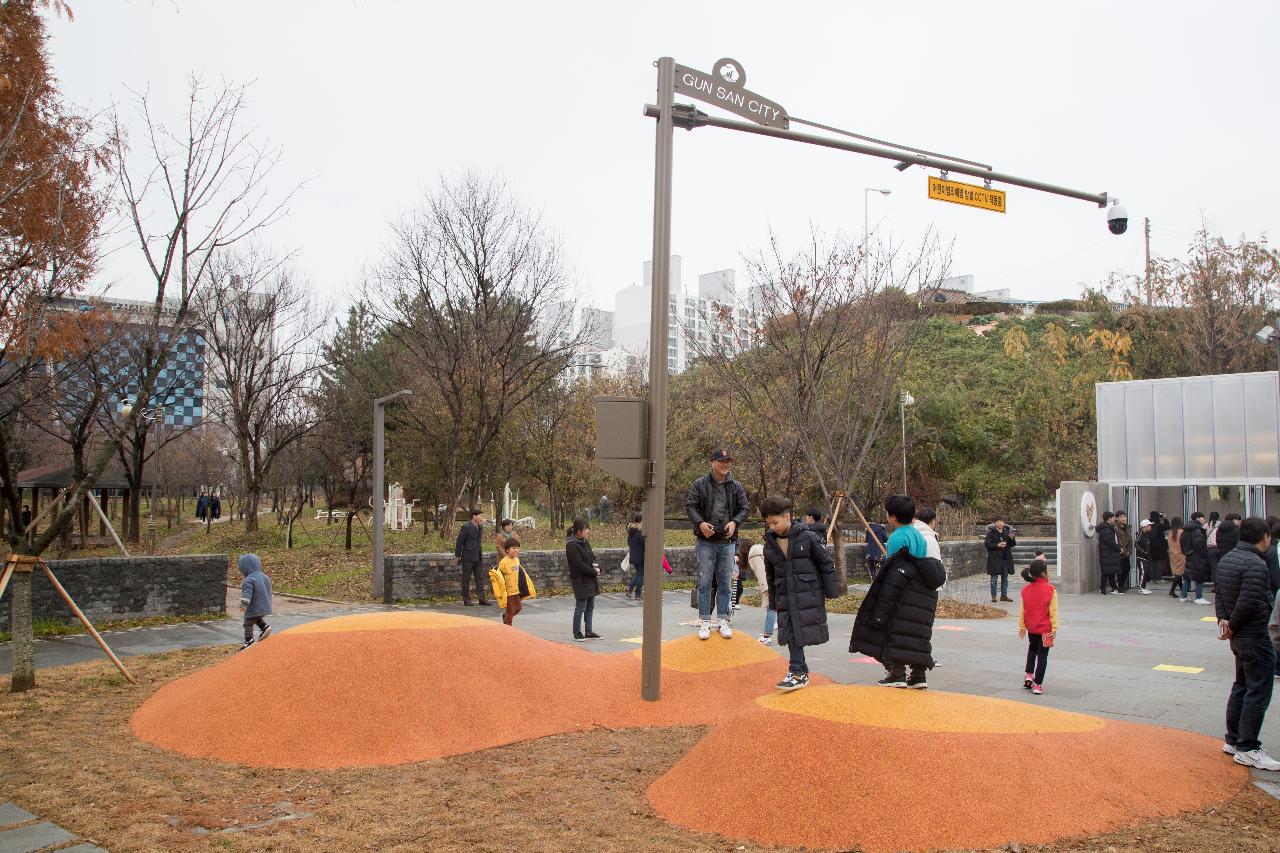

{"left": 386, "top": 541, "right": 986, "bottom": 601}
{"left": 0, "top": 555, "right": 228, "bottom": 630}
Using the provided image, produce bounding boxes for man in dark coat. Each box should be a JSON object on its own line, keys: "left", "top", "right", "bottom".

{"left": 852, "top": 494, "right": 946, "bottom": 689}
{"left": 803, "top": 507, "right": 828, "bottom": 542}
{"left": 1113, "top": 511, "right": 1133, "bottom": 590}
{"left": 1214, "top": 517, "right": 1279, "bottom": 770}
{"left": 454, "top": 509, "right": 490, "bottom": 606}
{"left": 1181, "top": 512, "right": 1212, "bottom": 604}
{"left": 984, "top": 517, "right": 1017, "bottom": 602}
{"left": 686, "top": 449, "right": 750, "bottom": 639}
{"left": 1147, "top": 511, "right": 1171, "bottom": 584}
{"left": 1097, "top": 511, "right": 1124, "bottom": 594}
{"left": 761, "top": 495, "right": 838, "bottom": 691}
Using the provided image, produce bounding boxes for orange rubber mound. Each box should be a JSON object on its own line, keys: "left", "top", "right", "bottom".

{"left": 648, "top": 687, "right": 1249, "bottom": 853}
{"left": 130, "top": 614, "right": 813, "bottom": 769}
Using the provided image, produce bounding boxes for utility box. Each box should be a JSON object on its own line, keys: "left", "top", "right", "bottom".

{"left": 594, "top": 396, "right": 648, "bottom": 487}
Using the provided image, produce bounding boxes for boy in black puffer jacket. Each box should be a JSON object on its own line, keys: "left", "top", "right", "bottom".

{"left": 761, "top": 495, "right": 839, "bottom": 691}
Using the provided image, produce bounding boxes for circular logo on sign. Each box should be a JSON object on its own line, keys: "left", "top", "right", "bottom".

{"left": 1080, "top": 491, "right": 1098, "bottom": 538}
{"left": 713, "top": 57, "right": 745, "bottom": 87}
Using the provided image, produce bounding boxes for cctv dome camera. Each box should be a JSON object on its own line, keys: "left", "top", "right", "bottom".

{"left": 1107, "top": 202, "right": 1128, "bottom": 236}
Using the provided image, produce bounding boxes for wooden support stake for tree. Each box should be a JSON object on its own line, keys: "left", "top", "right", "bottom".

{"left": 26, "top": 555, "right": 136, "bottom": 684}
{"left": 86, "top": 491, "right": 130, "bottom": 558}
{"left": 840, "top": 490, "right": 886, "bottom": 555}
{"left": 0, "top": 559, "right": 14, "bottom": 603}
{"left": 23, "top": 488, "right": 66, "bottom": 534}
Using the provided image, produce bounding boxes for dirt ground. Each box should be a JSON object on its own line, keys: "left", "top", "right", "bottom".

{"left": 2, "top": 648, "right": 1279, "bottom": 853}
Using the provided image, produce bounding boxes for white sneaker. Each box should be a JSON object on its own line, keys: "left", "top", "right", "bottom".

{"left": 1194, "top": 598, "right": 1211, "bottom": 605}
{"left": 719, "top": 619, "right": 733, "bottom": 639}
{"left": 1234, "top": 749, "right": 1280, "bottom": 771}
{"left": 1181, "top": 596, "right": 1192, "bottom": 603}
{"left": 1139, "top": 588, "right": 1152, "bottom": 595}
{"left": 1222, "top": 742, "right": 1237, "bottom": 755}
{"left": 698, "top": 621, "right": 711, "bottom": 641}
{"left": 758, "top": 634, "right": 773, "bottom": 645}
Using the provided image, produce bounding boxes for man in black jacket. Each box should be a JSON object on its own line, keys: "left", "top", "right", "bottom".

{"left": 454, "top": 509, "right": 490, "bottom": 606}
{"left": 1181, "top": 513, "right": 1212, "bottom": 603}
{"left": 686, "top": 449, "right": 749, "bottom": 640}
{"left": 1214, "top": 517, "right": 1279, "bottom": 771}
{"left": 1096, "top": 512, "right": 1124, "bottom": 595}
{"left": 1147, "top": 511, "right": 1171, "bottom": 585}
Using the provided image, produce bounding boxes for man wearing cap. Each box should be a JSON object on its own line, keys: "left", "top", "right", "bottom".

{"left": 1135, "top": 519, "right": 1155, "bottom": 594}
{"left": 687, "top": 449, "right": 750, "bottom": 640}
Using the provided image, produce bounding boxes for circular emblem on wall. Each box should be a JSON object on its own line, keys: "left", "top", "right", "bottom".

{"left": 1080, "top": 491, "right": 1098, "bottom": 538}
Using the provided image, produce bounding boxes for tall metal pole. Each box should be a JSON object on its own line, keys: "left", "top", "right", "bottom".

{"left": 372, "top": 401, "right": 385, "bottom": 600}
{"left": 372, "top": 389, "right": 412, "bottom": 603}
{"left": 900, "top": 398, "right": 908, "bottom": 494}
{"left": 641, "top": 56, "right": 675, "bottom": 702}
{"left": 147, "top": 415, "right": 156, "bottom": 556}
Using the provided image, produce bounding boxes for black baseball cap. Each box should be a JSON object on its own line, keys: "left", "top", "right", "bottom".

{"left": 710, "top": 449, "right": 733, "bottom": 462}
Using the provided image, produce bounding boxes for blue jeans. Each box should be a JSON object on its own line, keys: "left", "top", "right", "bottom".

{"left": 573, "top": 596, "right": 594, "bottom": 636}
{"left": 1225, "top": 636, "right": 1277, "bottom": 753}
{"left": 763, "top": 607, "right": 777, "bottom": 636}
{"left": 1181, "top": 576, "right": 1204, "bottom": 600}
{"left": 788, "top": 640, "right": 808, "bottom": 675}
{"left": 627, "top": 566, "right": 643, "bottom": 596}
{"left": 696, "top": 539, "right": 736, "bottom": 621}
{"left": 990, "top": 572, "right": 1008, "bottom": 599}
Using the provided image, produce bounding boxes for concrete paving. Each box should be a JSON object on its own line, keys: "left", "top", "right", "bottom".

{"left": 3, "top": 576, "right": 1277, "bottom": 760}
{"left": 0, "top": 803, "right": 106, "bottom": 853}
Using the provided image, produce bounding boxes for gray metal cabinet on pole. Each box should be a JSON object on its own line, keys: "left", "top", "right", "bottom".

{"left": 641, "top": 57, "right": 676, "bottom": 702}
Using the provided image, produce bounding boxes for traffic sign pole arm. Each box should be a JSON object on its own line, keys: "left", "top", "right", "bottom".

{"left": 644, "top": 103, "right": 1108, "bottom": 208}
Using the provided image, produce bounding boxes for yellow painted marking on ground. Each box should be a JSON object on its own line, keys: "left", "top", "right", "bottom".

{"left": 620, "top": 636, "right": 643, "bottom": 644}
{"left": 757, "top": 684, "right": 1105, "bottom": 734}
{"left": 1153, "top": 664, "right": 1204, "bottom": 674}
{"left": 287, "top": 611, "right": 489, "bottom": 634}
{"left": 635, "top": 631, "right": 778, "bottom": 672}
{"left": 1201, "top": 616, "right": 1218, "bottom": 623}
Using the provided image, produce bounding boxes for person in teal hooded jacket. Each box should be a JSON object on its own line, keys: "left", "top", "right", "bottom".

{"left": 238, "top": 553, "right": 273, "bottom": 650}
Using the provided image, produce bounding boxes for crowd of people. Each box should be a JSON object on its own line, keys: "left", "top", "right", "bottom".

{"left": 424, "top": 446, "right": 1280, "bottom": 771}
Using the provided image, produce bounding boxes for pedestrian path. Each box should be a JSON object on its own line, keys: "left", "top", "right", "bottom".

{"left": 0, "top": 803, "right": 106, "bottom": 853}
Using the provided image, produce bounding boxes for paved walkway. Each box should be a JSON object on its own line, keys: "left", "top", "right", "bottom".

{"left": 0, "top": 803, "right": 105, "bottom": 853}
{"left": 3, "top": 577, "right": 1277, "bottom": 758}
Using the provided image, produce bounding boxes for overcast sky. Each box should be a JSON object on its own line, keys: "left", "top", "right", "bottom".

{"left": 53, "top": 1, "right": 1279, "bottom": 313}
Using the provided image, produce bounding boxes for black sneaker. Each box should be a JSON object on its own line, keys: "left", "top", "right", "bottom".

{"left": 239, "top": 639, "right": 255, "bottom": 652}
{"left": 584, "top": 632, "right": 603, "bottom": 640}
{"left": 574, "top": 633, "right": 585, "bottom": 642}
{"left": 776, "top": 672, "right": 809, "bottom": 691}
{"left": 258, "top": 625, "right": 272, "bottom": 642}
{"left": 906, "top": 673, "right": 928, "bottom": 690}
{"left": 878, "top": 673, "right": 908, "bottom": 688}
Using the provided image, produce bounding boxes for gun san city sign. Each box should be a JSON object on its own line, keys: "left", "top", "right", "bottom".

{"left": 1080, "top": 491, "right": 1098, "bottom": 538}
{"left": 673, "top": 58, "right": 789, "bottom": 129}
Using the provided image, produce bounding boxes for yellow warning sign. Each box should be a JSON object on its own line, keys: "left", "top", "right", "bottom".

{"left": 928, "top": 176, "right": 1006, "bottom": 213}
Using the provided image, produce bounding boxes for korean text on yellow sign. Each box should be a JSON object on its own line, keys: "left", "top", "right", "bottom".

{"left": 928, "top": 177, "right": 1007, "bottom": 213}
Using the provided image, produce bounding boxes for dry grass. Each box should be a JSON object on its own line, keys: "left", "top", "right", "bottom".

{"left": 2, "top": 649, "right": 1277, "bottom": 852}
{"left": 826, "top": 592, "right": 1007, "bottom": 620}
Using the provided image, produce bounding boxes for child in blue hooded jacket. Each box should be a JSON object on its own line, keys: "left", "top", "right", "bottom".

{"left": 238, "top": 554, "right": 273, "bottom": 650}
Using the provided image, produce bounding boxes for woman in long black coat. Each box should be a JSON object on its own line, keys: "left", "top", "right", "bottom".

{"left": 566, "top": 518, "right": 600, "bottom": 640}
{"left": 984, "top": 519, "right": 1016, "bottom": 602}
{"left": 1180, "top": 517, "right": 1211, "bottom": 603}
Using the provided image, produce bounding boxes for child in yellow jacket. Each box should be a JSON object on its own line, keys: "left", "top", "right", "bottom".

{"left": 496, "top": 538, "right": 525, "bottom": 626}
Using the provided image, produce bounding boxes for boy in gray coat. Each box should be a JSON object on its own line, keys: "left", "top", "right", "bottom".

{"left": 239, "top": 554, "right": 273, "bottom": 650}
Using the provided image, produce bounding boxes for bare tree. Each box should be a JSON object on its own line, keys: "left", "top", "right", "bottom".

{"left": 4, "top": 74, "right": 292, "bottom": 692}
{"left": 687, "top": 228, "right": 949, "bottom": 591}
{"left": 198, "top": 249, "right": 327, "bottom": 532}
{"left": 375, "top": 173, "right": 593, "bottom": 538}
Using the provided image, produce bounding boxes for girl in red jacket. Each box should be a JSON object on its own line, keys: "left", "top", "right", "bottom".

{"left": 1019, "top": 560, "right": 1059, "bottom": 695}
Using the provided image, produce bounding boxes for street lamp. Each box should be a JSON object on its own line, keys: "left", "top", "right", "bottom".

{"left": 864, "top": 187, "right": 892, "bottom": 286}
{"left": 121, "top": 401, "right": 162, "bottom": 555}
{"left": 373, "top": 389, "right": 412, "bottom": 603}
{"left": 899, "top": 390, "right": 915, "bottom": 494}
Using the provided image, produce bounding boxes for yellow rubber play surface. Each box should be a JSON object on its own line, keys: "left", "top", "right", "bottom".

{"left": 130, "top": 611, "right": 1249, "bottom": 852}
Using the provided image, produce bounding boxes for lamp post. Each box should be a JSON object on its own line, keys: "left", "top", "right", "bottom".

{"left": 899, "top": 390, "right": 915, "bottom": 494}
{"left": 373, "top": 389, "right": 412, "bottom": 603}
{"left": 122, "top": 401, "right": 160, "bottom": 555}
{"left": 864, "top": 188, "right": 891, "bottom": 286}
